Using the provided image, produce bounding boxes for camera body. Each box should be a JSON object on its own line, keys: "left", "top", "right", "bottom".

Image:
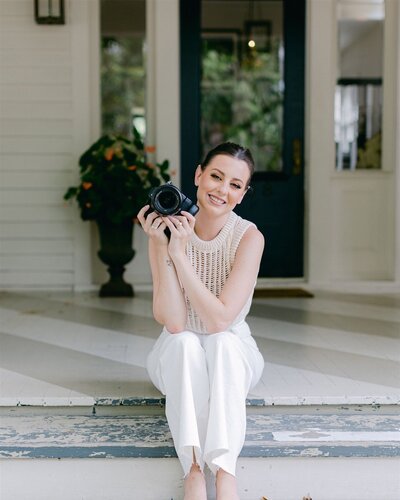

{"left": 147, "top": 182, "right": 199, "bottom": 217}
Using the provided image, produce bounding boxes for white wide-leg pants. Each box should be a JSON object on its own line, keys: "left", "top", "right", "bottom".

{"left": 146, "top": 321, "right": 264, "bottom": 477}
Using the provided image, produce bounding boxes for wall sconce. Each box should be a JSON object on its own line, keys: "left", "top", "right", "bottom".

{"left": 34, "top": 0, "right": 65, "bottom": 25}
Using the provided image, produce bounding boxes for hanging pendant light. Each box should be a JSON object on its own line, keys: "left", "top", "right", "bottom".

{"left": 246, "top": 0, "right": 256, "bottom": 49}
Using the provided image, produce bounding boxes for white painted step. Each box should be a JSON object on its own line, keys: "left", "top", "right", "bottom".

{"left": 1, "top": 456, "right": 399, "bottom": 500}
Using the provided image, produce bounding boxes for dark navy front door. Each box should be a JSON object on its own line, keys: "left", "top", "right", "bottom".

{"left": 180, "top": 0, "right": 306, "bottom": 278}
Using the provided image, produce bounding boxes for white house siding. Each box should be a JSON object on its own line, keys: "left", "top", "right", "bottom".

{"left": 0, "top": 0, "right": 93, "bottom": 289}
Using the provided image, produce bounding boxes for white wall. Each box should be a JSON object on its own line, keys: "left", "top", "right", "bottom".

{"left": 0, "top": 0, "right": 92, "bottom": 289}
{"left": 339, "top": 21, "right": 383, "bottom": 78}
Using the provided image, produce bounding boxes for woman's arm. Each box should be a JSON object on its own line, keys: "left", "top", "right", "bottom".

{"left": 148, "top": 240, "right": 187, "bottom": 332}
{"left": 137, "top": 206, "right": 187, "bottom": 333}
{"left": 166, "top": 216, "right": 264, "bottom": 333}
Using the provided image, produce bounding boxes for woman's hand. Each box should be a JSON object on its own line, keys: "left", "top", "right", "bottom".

{"left": 137, "top": 205, "right": 168, "bottom": 245}
{"left": 164, "top": 211, "right": 196, "bottom": 257}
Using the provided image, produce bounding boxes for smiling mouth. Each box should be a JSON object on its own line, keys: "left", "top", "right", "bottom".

{"left": 208, "top": 194, "right": 226, "bottom": 205}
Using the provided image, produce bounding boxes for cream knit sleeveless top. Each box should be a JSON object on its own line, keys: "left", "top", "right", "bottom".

{"left": 185, "top": 211, "right": 256, "bottom": 334}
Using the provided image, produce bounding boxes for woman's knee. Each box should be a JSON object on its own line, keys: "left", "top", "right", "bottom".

{"left": 163, "top": 330, "right": 202, "bottom": 355}
{"left": 204, "top": 331, "right": 238, "bottom": 352}
{"left": 204, "top": 331, "right": 252, "bottom": 380}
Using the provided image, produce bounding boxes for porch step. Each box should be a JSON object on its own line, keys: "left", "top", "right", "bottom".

{"left": 1, "top": 405, "right": 399, "bottom": 500}
{"left": 1, "top": 405, "right": 399, "bottom": 460}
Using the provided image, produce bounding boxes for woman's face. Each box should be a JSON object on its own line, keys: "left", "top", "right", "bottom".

{"left": 194, "top": 154, "right": 250, "bottom": 215}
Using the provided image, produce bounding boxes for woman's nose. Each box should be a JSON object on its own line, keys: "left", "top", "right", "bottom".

{"left": 217, "top": 181, "right": 229, "bottom": 194}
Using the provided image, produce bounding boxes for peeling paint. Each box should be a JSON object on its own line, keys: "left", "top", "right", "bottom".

{"left": 1, "top": 410, "right": 399, "bottom": 460}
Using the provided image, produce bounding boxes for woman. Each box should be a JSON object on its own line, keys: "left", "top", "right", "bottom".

{"left": 137, "top": 142, "right": 265, "bottom": 500}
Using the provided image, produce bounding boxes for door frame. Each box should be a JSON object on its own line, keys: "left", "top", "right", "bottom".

{"left": 179, "top": 0, "right": 306, "bottom": 280}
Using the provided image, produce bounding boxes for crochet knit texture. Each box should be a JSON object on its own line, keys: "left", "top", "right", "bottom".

{"left": 185, "top": 211, "right": 256, "bottom": 333}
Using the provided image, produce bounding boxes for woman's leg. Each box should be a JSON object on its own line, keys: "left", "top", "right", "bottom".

{"left": 146, "top": 330, "right": 210, "bottom": 476}
{"left": 215, "top": 468, "right": 240, "bottom": 500}
{"left": 183, "top": 449, "right": 207, "bottom": 500}
{"left": 202, "top": 331, "right": 258, "bottom": 478}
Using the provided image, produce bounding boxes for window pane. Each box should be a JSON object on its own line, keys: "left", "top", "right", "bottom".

{"left": 201, "top": 1, "right": 284, "bottom": 172}
{"left": 335, "top": 1, "right": 384, "bottom": 170}
{"left": 101, "top": 0, "right": 146, "bottom": 138}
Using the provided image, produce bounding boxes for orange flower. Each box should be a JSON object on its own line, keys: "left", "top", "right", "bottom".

{"left": 105, "top": 148, "right": 114, "bottom": 161}
{"left": 85, "top": 202, "right": 92, "bottom": 208}
{"left": 128, "top": 165, "right": 137, "bottom": 171}
{"left": 147, "top": 162, "right": 155, "bottom": 169}
{"left": 82, "top": 182, "right": 92, "bottom": 190}
{"left": 145, "top": 145, "right": 156, "bottom": 153}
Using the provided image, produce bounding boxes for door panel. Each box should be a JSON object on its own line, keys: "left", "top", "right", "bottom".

{"left": 180, "top": 0, "right": 305, "bottom": 278}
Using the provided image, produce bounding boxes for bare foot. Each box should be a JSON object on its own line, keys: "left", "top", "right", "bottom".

{"left": 184, "top": 463, "right": 207, "bottom": 500}
{"left": 216, "top": 468, "right": 240, "bottom": 500}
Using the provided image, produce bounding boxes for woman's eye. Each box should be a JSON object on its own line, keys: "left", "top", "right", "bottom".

{"left": 231, "top": 183, "right": 241, "bottom": 189}
{"left": 211, "top": 173, "right": 221, "bottom": 180}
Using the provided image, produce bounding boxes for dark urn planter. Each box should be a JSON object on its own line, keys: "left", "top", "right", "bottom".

{"left": 96, "top": 218, "right": 135, "bottom": 297}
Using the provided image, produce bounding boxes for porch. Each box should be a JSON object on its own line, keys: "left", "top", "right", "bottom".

{"left": 0, "top": 289, "right": 399, "bottom": 499}
{"left": 0, "top": 289, "right": 399, "bottom": 407}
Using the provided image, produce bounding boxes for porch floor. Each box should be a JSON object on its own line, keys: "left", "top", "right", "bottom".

{"left": 0, "top": 288, "right": 399, "bottom": 407}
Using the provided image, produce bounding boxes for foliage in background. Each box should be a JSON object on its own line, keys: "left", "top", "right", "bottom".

{"left": 357, "top": 131, "right": 381, "bottom": 169}
{"left": 64, "top": 36, "right": 166, "bottom": 225}
{"left": 100, "top": 33, "right": 283, "bottom": 173}
{"left": 201, "top": 37, "right": 284, "bottom": 172}
{"left": 64, "top": 128, "right": 170, "bottom": 224}
{"left": 101, "top": 37, "right": 145, "bottom": 138}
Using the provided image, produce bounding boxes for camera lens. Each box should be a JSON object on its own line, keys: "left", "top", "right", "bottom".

{"left": 154, "top": 188, "right": 180, "bottom": 214}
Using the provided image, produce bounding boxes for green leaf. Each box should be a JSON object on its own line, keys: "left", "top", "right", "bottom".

{"left": 64, "top": 187, "right": 78, "bottom": 200}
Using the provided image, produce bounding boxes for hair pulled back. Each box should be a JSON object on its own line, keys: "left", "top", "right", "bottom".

{"left": 200, "top": 142, "right": 255, "bottom": 187}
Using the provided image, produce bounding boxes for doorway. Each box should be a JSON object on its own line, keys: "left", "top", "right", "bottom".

{"left": 180, "top": 0, "right": 306, "bottom": 278}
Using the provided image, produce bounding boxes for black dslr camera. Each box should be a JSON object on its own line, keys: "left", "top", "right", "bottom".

{"left": 147, "top": 182, "right": 199, "bottom": 217}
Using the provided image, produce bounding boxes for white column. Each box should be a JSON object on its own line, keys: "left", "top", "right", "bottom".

{"left": 146, "top": 0, "right": 180, "bottom": 187}
{"left": 305, "top": 0, "right": 337, "bottom": 285}
{"left": 393, "top": 0, "right": 400, "bottom": 284}
{"left": 124, "top": 0, "right": 181, "bottom": 287}
{"left": 70, "top": 0, "right": 100, "bottom": 290}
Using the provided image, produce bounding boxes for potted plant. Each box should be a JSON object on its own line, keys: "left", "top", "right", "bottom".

{"left": 64, "top": 127, "right": 170, "bottom": 297}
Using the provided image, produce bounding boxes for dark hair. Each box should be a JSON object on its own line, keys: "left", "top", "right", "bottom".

{"left": 200, "top": 142, "right": 255, "bottom": 187}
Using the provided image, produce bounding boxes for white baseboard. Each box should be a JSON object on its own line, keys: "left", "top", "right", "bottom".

{"left": 309, "top": 281, "right": 400, "bottom": 294}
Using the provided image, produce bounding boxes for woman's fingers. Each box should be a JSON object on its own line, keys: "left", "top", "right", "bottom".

{"left": 138, "top": 206, "right": 194, "bottom": 239}
{"left": 150, "top": 217, "right": 164, "bottom": 230}
{"left": 180, "top": 211, "right": 196, "bottom": 229}
{"left": 167, "top": 216, "right": 186, "bottom": 232}
{"left": 164, "top": 216, "right": 179, "bottom": 233}
{"left": 136, "top": 205, "right": 149, "bottom": 226}
{"left": 180, "top": 211, "right": 196, "bottom": 223}
{"left": 137, "top": 205, "right": 164, "bottom": 234}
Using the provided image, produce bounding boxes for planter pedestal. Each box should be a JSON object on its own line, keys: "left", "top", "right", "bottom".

{"left": 96, "top": 219, "right": 135, "bottom": 297}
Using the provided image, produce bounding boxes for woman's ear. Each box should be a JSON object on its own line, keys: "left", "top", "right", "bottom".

{"left": 194, "top": 165, "right": 202, "bottom": 186}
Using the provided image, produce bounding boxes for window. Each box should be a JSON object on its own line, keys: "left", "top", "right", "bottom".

{"left": 335, "top": 0, "right": 385, "bottom": 170}
{"left": 201, "top": 1, "right": 284, "bottom": 173}
{"left": 100, "top": 0, "right": 146, "bottom": 138}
